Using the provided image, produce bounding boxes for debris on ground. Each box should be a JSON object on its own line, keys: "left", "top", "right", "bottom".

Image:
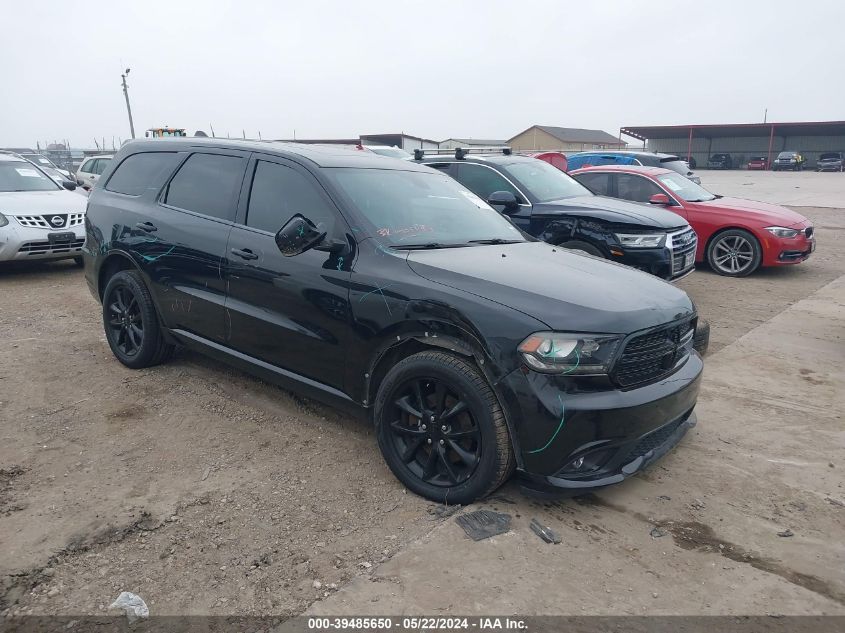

{"left": 657, "top": 495, "right": 671, "bottom": 502}
{"left": 428, "top": 504, "right": 462, "bottom": 519}
{"left": 109, "top": 592, "right": 149, "bottom": 623}
{"left": 650, "top": 526, "right": 668, "bottom": 538}
{"left": 689, "top": 499, "right": 706, "bottom": 510}
{"left": 777, "top": 529, "right": 794, "bottom": 538}
{"left": 529, "top": 518, "right": 561, "bottom": 544}
{"left": 455, "top": 510, "right": 511, "bottom": 541}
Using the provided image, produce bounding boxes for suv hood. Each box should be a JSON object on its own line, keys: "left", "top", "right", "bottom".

{"left": 691, "top": 197, "right": 810, "bottom": 227}
{"left": 406, "top": 242, "right": 694, "bottom": 333}
{"left": 533, "top": 195, "right": 687, "bottom": 229}
{"left": 0, "top": 189, "right": 87, "bottom": 214}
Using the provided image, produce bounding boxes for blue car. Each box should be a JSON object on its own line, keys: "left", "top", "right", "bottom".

{"left": 567, "top": 151, "right": 700, "bottom": 184}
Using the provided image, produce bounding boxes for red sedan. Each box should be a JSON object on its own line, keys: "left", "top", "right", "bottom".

{"left": 570, "top": 165, "right": 815, "bottom": 277}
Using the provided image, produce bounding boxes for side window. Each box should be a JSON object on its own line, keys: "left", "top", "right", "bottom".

{"left": 105, "top": 152, "right": 179, "bottom": 196}
{"left": 616, "top": 174, "right": 662, "bottom": 203}
{"left": 163, "top": 153, "right": 246, "bottom": 221}
{"left": 454, "top": 164, "right": 521, "bottom": 202}
{"left": 246, "top": 160, "right": 337, "bottom": 234}
{"left": 80, "top": 159, "right": 95, "bottom": 174}
{"left": 574, "top": 172, "right": 610, "bottom": 196}
{"left": 94, "top": 159, "right": 111, "bottom": 175}
{"left": 426, "top": 163, "right": 452, "bottom": 174}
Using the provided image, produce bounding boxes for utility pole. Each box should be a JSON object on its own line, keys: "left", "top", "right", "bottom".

{"left": 121, "top": 68, "right": 136, "bottom": 139}
{"left": 763, "top": 108, "right": 767, "bottom": 124}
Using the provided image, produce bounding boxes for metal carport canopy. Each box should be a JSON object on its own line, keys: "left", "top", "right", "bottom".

{"left": 620, "top": 121, "right": 845, "bottom": 141}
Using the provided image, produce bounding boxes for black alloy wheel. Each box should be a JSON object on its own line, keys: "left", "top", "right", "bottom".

{"left": 107, "top": 284, "right": 144, "bottom": 357}
{"left": 375, "top": 351, "right": 514, "bottom": 503}
{"left": 102, "top": 270, "right": 175, "bottom": 368}
{"left": 387, "top": 376, "right": 482, "bottom": 488}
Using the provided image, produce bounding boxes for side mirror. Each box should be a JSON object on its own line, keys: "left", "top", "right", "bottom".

{"left": 648, "top": 193, "right": 671, "bottom": 205}
{"left": 487, "top": 190, "right": 520, "bottom": 213}
{"left": 275, "top": 214, "right": 326, "bottom": 257}
{"left": 61, "top": 180, "right": 77, "bottom": 191}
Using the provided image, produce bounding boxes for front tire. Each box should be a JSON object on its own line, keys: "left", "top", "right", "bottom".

{"left": 102, "top": 270, "right": 174, "bottom": 369}
{"left": 559, "top": 240, "right": 605, "bottom": 257}
{"left": 375, "top": 351, "right": 514, "bottom": 504}
{"left": 706, "top": 229, "right": 762, "bottom": 277}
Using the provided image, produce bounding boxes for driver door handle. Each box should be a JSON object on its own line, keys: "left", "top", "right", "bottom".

{"left": 231, "top": 247, "right": 259, "bottom": 260}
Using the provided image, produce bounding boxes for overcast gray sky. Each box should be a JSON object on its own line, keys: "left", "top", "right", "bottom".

{"left": 3, "top": 0, "right": 843, "bottom": 148}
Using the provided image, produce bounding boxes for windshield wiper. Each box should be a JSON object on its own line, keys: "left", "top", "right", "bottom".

{"left": 392, "top": 242, "right": 468, "bottom": 250}
{"left": 467, "top": 238, "right": 524, "bottom": 245}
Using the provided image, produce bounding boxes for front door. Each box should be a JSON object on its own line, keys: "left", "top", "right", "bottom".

{"left": 223, "top": 156, "right": 352, "bottom": 389}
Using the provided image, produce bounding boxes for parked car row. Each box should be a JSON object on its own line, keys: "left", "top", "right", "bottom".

{"left": 80, "top": 139, "right": 709, "bottom": 503}
{"left": 570, "top": 165, "right": 814, "bottom": 276}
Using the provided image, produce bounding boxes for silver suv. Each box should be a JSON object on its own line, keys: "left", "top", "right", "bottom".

{"left": 0, "top": 154, "right": 88, "bottom": 264}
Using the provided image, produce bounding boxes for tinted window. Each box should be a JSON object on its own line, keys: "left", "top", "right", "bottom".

{"left": 573, "top": 172, "right": 610, "bottom": 195}
{"left": 819, "top": 153, "right": 840, "bottom": 160}
{"left": 247, "top": 160, "right": 337, "bottom": 233}
{"left": 455, "top": 164, "right": 522, "bottom": 202}
{"left": 616, "top": 174, "right": 663, "bottom": 203}
{"left": 80, "top": 159, "right": 96, "bottom": 173}
{"left": 164, "top": 153, "right": 245, "bottom": 220}
{"left": 106, "top": 153, "right": 179, "bottom": 196}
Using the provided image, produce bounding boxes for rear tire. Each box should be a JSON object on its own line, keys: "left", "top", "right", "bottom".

{"left": 559, "top": 240, "right": 605, "bottom": 258}
{"left": 102, "top": 270, "right": 174, "bottom": 369}
{"left": 374, "top": 351, "right": 514, "bottom": 504}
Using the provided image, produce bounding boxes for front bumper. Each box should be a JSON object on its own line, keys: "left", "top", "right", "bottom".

{"left": 817, "top": 162, "right": 843, "bottom": 171}
{"left": 0, "top": 220, "right": 86, "bottom": 262}
{"left": 762, "top": 227, "right": 815, "bottom": 266}
{"left": 497, "top": 351, "right": 703, "bottom": 495}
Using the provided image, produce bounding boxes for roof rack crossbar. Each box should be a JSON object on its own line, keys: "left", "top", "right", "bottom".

{"left": 412, "top": 146, "right": 513, "bottom": 160}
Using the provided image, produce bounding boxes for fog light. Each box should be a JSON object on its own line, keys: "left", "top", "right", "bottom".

{"left": 571, "top": 456, "right": 585, "bottom": 470}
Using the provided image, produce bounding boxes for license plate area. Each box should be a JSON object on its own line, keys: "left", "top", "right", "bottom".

{"left": 48, "top": 231, "right": 75, "bottom": 243}
{"left": 684, "top": 252, "right": 695, "bottom": 269}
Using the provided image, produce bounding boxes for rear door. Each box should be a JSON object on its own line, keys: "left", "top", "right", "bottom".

{"left": 223, "top": 155, "right": 352, "bottom": 389}
{"left": 143, "top": 150, "right": 248, "bottom": 342}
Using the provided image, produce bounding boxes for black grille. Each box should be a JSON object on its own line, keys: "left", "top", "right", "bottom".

{"left": 805, "top": 227, "right": 814, "bottom": 238}
{"left": 18, "top": 239, "right": 85, "bottom": 255}
{"left": 614, "top": 320, "right": 693, "bottom": 388}
{"left": 621, "top": 416, "right": 687, "bottom": 464}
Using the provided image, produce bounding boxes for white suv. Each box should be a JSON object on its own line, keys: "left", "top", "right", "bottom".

{"left": 0, "top": 154, "right": 88, "bottom": 264}
{"left": 75, "top": 155, "right": 113, "bottom": 189}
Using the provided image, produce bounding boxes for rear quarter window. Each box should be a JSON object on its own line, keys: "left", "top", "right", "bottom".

{"left": 105, "top": 153, "right": 180, "bottom": 196}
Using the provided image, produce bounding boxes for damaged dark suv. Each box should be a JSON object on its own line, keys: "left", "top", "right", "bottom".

{"left": 84, "top": 139, "right": 703, "bottom": 503}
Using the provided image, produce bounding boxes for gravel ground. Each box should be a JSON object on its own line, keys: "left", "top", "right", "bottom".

{"left": 0, "top": 205, "right": 842, "bottom": 616}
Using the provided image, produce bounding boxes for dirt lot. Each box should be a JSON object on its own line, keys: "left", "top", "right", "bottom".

{"left": 1, "top": 200, "right": 843, "bottom": 616}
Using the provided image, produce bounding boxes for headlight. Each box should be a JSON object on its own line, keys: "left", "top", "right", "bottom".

{"left": 614, "top": 233, "right": 666, "bottom": 248}
{"left": 518, "top": 332, "right": 623, "bottom": 375}
{"left": 765, "top": 226, "right": 800, "bottom": 238}
{"left": 0, "top": 212, "right": 8, "bottom": 227}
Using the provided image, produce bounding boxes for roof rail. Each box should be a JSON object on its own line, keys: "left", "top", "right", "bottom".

{"left": 413, "top": 146, "right": 513, "bottom": 161}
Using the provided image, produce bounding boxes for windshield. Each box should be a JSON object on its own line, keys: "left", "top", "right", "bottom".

{"left": 820, "top": 153, "right": 840, "bottom": 160}
{"left": 0, "top": 161, "right": 60, "bottom": 192}
{"left": 22, "top": 154, "right": 57, "bottom": 168}
{"left": 368, "top": 147, "right": 412, "bottom": 159}
{"left": 502, "top": 160, "right": 591, "bottom": 202}
{"left": 778, "top": 152, "right": 796, "bottom": 158}
{"left": 657, "top": 173, "right": 715, "bottom": 202}
{"left": 750, "top": 157, "right": 766, "bottom": 161}
{"left": 327, "top": 168, "right": 525, "bottom": 246}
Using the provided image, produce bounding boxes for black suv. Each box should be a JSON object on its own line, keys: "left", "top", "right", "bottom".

{"left": 84, "top": 139, "right": 703, "bottom": 502}
{"left": 773, "top": 151, "right": 806, "bottom": 171}
{"left": 706, "top": 153, "right": 733, "bottom": 169}
{"left": 417, "top": 150, "right": 697, "bottom": 282}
